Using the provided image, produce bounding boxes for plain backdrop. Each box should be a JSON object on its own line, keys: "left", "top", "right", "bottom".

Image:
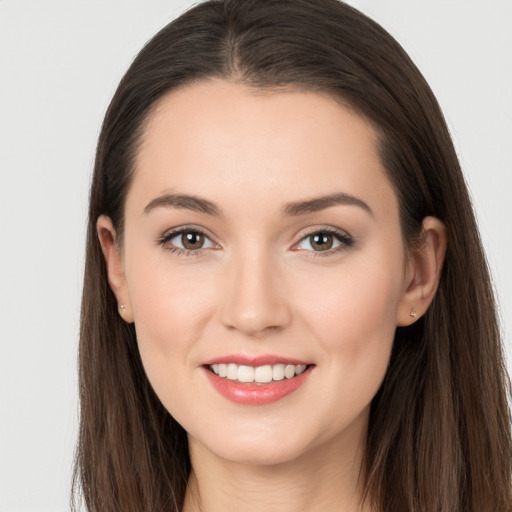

{"left": 1, "top": 1, "right": 511, "bottom": 510}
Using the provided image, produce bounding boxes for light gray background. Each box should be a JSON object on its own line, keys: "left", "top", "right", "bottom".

{"left": 1, "top": 1, "right": 511, "bottom": 510}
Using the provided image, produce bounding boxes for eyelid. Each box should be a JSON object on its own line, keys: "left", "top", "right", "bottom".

{"left": 291, "top": 226, "right": 355, "bottom": 254}
{"left": 157, "top": 225, "right": 220, "bottom": 254}
{"left": 156, "top": 224, "right": 354, "bottom": 256}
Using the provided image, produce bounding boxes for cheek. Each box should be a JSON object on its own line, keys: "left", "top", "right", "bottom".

{"left": 294, "top": 255, "right": 403, "bottom": 396}
{"left": 297, "top": 255, "right": 402, "bottom": 340}
{"left": 124, "top": 250, "right": 218, "bottom": 396}
{"left": 127, "top": 252, "right": 216, "bottom": 340}
{"left": 125, "top": 265, "right": 219, "bottom": 429}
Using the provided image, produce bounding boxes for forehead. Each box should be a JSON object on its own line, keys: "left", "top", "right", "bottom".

{"left": 130, "top": 79, "right": 397, "bottom": 220}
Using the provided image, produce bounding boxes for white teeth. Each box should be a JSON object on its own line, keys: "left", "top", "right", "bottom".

{"left": 238, "top": 365, "right": 255, "bottom": 383}
{"left": 254, "top": 365, "right": 273, "bottom": 383}
{"left": 284, "top": 364, "right": 296, "bottom": 379}
{"left": 272, "top": 364, "right": 285, "bottom": 381}
{"left": 227, "top": 363, "right": 238, "bottom": 380}
{"left": 209, "top": 362, "right": 308, "bottom": 383}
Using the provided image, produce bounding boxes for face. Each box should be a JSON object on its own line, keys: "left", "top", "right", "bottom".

{"left": 112, "top": 80, "right": 415, "bottom": 466}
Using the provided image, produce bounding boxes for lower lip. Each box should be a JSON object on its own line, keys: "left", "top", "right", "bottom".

{"left": 203, "top": 366, "right": 313, "bottom": 405}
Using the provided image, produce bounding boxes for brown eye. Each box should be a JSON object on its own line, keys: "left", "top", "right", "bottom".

{"left": 181, "top": 231, "right": 205, "bottom": 250}
{"left": 309, "top": 233, "right": 334, "bottom": 251}
{"left": 294, "top": 229, "right": 353, "bottom": 254}
{"left": 160, "top": 229, "right": 215, "bottom": 253}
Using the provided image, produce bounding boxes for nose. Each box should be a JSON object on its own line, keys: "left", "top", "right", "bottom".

{"left": 220, "top": 248, "right": 291, "bottom": 337}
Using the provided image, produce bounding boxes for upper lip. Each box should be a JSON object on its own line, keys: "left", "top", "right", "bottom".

{"left": 202, "top": 354, "right": 313, "bottom": 367}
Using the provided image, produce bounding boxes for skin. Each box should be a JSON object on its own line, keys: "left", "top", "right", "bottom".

{"left": 98, "top": 80, "right": 447, "bottom": 512}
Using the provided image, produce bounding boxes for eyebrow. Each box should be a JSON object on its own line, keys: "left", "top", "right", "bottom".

{"left": 282, "top": 192, "right": 373, "bottom": 217}
{"left": 144, "top": 193, "right": 221, "bottom": 216}
{"left": 143, "top": 191, "right": 372, "bottom": 218}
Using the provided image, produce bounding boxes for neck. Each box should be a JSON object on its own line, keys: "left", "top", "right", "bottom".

{"left": 182, "top": 422, "right": 373, "bottom": 512}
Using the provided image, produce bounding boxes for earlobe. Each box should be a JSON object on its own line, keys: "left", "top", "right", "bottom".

{"left": 97, "top": 215, "right": 134, "bottom": 323}
{"left": 397, "top": 216, "right": 447, "bottom": 326}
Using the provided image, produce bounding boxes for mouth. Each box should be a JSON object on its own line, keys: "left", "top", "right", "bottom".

{"left": 202, "top": 357, "right": 314, "bottom": 405}
{"left": 207, "top": 363, "right": 308, "bottom": 384}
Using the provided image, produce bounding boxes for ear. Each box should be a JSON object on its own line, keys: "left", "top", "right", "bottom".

{"left": 397, "top": 216, "right": 447, "bottom": 326}
{"left": 97, "top": 215, "right": 134, "bottom": 323}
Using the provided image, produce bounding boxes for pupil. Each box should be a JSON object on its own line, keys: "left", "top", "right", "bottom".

{"left": 182, "top": 232, "right": 204, "bottom": 249}
{"left": 311, "top": 233, "right": 333, "bottom": 250}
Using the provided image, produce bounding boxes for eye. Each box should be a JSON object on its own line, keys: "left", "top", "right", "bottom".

{"left": 294, "top": 229, "right": 354, "bottom": 253}
{"left": 160, "top": 228, "right": 216, "bottom": 253}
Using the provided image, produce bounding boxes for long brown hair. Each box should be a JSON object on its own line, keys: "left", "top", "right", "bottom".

{"left": 73, "top": 1, "right": 512, "bottom": 510}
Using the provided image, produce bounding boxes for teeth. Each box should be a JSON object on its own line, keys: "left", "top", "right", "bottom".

{"left": 238, "top": 365, "right": 255, "bottom": 383}
{"left": 284, "top": 364, "right": 295, "bottom": 379}
{"left": 209, "top": 363, "right": 308, "bottom": 383}
{"left": 254, "top": 365, "right": 273, "bottom": 383}
{"left": 227, "top": 363, "right": 238, "bottom": 380}
{"left": 296, "top": 364, "right": 306, "bottom": 375}
{"left": 272, "top": 364, "right": 285, "bottom": 381}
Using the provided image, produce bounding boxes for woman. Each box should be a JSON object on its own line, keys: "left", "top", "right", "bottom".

{"left": 73, "top": 0, "right": 512, "bottom": 511}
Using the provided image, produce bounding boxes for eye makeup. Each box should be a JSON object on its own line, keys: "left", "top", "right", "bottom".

{"left": 291, "top": 226, "right": 355, "bottom": 257}
{"left": 157, "top": 225, "right": 218, "bottom": 257}
{"left": 156, "top": 224, "right": 355, "bottom": 258}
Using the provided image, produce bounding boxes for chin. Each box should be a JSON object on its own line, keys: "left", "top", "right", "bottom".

{"left": 210, "top": 442, "right": 308, "bottom": 467}
{"left": 188, "top": 422, "right": 323, "bottom": 468}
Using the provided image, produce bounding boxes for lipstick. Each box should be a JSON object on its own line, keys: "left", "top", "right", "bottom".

{"left": 202, "top": 355, "right": 313, "bottom": 405}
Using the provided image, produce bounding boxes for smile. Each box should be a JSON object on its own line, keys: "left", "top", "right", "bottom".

{"left": 209, "top": 363, "right": 307, "bottom": 384}
{"left": 203, "top": 358, "right": 313, "bottom": 405}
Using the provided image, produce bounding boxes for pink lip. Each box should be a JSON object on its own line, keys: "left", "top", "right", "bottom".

{"left": 202, "top": 354, "right": 311, "bottom": 366}
{"left": 202, "top": 364, "right": 314, "bottom": 406}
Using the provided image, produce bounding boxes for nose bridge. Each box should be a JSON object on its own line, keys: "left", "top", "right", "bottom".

{"left": 220, "top": 242, "right": 290, "bottom": 336}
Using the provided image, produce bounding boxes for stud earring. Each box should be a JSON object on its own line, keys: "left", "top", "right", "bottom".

{"left": 119, "top": 304, "right": 126, "bottom": 314}
{"left": 410, "top": 309, "right": 417, "bottom": 318}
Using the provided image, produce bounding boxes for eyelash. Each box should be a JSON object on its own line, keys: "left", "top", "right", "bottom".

{"left": 157, "top": 226, "right": 216, "bottom": 257}
{"left": 293, "top": 227, "right": 355, "bottom": 257}
{"left": 157, "top": 226, "right": 355, "bottom": 257}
